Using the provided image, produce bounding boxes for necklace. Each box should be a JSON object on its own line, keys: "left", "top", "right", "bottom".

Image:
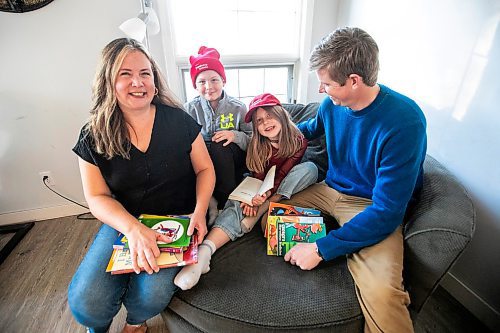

{"left": 269, "top": 139, "right": 279, "bottom": 143}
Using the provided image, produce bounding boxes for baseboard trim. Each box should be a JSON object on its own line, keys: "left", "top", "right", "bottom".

{"left": 442, "top": 272, "right": 500, "bottom": 332}
{"left": 0, "top": 204, "right": 90, "bottom": 226}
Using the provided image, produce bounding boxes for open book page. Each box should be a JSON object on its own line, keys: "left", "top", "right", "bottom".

{"left": 228, "top": 165, "right": 276, "bottom": 205}
{"left": 259, "top": 165, "right": 276, "bottom": 195}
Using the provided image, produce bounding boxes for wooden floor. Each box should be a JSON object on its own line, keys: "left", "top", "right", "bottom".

{"left": 0, "top": 215, "right": 492, "bottom": 333}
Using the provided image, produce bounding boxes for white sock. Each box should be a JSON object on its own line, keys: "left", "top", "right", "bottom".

{"left": 174, "top": 239, "right": 216, "bottom": 290}
{"left": 207, "top": 197, "right": 219, "bottom": 227}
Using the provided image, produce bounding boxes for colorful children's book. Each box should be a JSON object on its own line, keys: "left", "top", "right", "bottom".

{"left": 276, "top": 221, "right": 326, "bottom": 256}
{"left": 137, "top": 214, "right": 191, "bottom": 248}
{"left": 113, "top": 233, "right": 183, "bottom": 253}
{"left": 268, "top": 202, "right": 321, "bottom": 217}
{"left": 106, "top": 234, "right": 198, "bottom": 274}
{"left": 113, "top": 232, "right": 128, "bottom": 249}
{"left": 267, "top": 215, "right": 324, "bottom": 255}
{"left": 266, "top": 202, "right": 323, "bottom": 256}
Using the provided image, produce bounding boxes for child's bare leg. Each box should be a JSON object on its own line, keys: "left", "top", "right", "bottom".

{"left": 241, "top": 200, "right": 271, "bottom": 233}
{"left": 174, "top": 228, "right": 229, "bottom": 290}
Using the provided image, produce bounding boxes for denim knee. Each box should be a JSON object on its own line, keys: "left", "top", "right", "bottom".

{"left": 123, "top": 267, "right": 180, "bottom": 324}
{"left": 212, "top": 199, "right": 245, "bottom": 240}
{"left": 277, "top": 162, "right": 318, "bottom": 199}
{"left": 68, "top": 277, "right": 119, "bottom": 331}
{"left": 299, "top": 161, "right": 319, "bottom": 183}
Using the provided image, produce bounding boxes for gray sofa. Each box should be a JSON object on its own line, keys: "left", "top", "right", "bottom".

{"left": 161, "top": 102, "right": 475, "bottom": 332}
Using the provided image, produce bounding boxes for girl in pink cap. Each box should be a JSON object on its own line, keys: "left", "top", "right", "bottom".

{"left": 175, "top": 93, "right": 318, "bottom": 290}
{"left": 184, "top": 46, "right": 252, "bottom": 225}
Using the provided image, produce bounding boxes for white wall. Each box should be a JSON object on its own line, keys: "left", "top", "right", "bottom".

{"left": 295, "top": 0, "right": 341, "bottom": 104}
{"left": 0, "top": 0, "right": 139, "bottom": 223}
{"left": 307, "top": 0, "right": 499, "bottom": 330}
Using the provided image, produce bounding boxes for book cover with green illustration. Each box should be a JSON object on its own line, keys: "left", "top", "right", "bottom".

{"left": 277, "top": 221, "right": 326, "bottom": 256}
{"left": 267, "top": 215, "right": 324, "bottom": 255}
{"left": 113, "top": 232, "right": 183, "bottom": 253}
{"left": 137, "top": 214, "right": 191, "bottom": 248}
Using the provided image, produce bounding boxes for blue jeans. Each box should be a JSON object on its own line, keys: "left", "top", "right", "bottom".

{"left": 68, "top": 224, "right": 180, "bottom": 333}
{"left": 214, "top": 161, "right": 318, "bottom": 240}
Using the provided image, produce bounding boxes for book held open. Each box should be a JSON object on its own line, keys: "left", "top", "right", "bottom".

{"left": 228, "top": 165, "right": 276, "bottom": 205}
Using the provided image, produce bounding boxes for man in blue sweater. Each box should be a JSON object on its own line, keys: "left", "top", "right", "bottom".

{"left": 284, "top": 27, "right": 426, "bottom": 333}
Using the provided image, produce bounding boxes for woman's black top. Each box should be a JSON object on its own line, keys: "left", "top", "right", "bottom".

{"left": 73, "top": 104, "right": 202, "bottom": 217}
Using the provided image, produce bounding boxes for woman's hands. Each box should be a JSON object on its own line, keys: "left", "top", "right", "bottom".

{"left": 126, "top": 210, "right": 209, "bottom": 274}
{"left": 126, "top": 224, "right": 173, "bottom": 274}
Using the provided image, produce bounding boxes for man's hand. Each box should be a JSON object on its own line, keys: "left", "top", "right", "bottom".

{"left": 212, "top": 130, "right": 235, "bottom": 146}
{"left": 284, "top": 242, "right": 322, "bottom": 270}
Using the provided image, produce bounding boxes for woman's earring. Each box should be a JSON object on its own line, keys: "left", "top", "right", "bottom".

{"left": 154, "top": 87, "right": 159, "bottom": 96}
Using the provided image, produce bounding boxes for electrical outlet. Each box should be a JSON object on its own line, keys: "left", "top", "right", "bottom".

{"left": 39, "top": 171, "right": 56, "bottom": 187}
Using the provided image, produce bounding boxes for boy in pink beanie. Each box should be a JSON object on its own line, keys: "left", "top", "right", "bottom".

{"left": 184, "top": 46, "right": 252, "bottom": 224}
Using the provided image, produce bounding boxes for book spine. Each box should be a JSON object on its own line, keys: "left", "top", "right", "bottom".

{"left": 268, "top": 202, "right": 321, "bottom": 217}
{"left": 160, "top": 246, "right": 183, "bottom": 253}
{"left": 277, "top": 222, "right": 292, "bottom": 256}
{"left": 267, "top": 217, "right": 279, "bottom": 255}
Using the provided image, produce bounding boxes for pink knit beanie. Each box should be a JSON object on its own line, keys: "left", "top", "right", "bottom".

{"left": 189, "top": 46, "right": 226, "bottom": 88}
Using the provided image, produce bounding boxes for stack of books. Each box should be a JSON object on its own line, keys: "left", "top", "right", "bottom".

{"left": 106, "top": 214, "right": 198, "bottom": 274}
{"left": 266, "top": 203, "right": 326, "bottom": 256}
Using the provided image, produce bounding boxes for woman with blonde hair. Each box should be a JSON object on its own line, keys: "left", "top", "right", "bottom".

{"left": 68, "top": 38, "right": 215, "bottom": 333}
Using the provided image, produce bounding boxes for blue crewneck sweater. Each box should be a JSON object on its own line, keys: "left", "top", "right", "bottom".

{"left": 298, "top": 84, "right": 427, "bottom": 260}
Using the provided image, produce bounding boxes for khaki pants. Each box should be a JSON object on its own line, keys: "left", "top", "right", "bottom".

{"left": 284, "top": 182, "right": 414, "bottom": 333}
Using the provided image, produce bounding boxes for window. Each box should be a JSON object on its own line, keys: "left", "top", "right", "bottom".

{"left": 182, "top": 65, "right": 293, "bottom": 106}
{"left": 161, "top": 0, "right": 304, "bottom": 104}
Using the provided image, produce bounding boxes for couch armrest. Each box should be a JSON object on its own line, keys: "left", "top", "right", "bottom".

{"left": 403, "top": 155, "right": 475, "bottom": 312}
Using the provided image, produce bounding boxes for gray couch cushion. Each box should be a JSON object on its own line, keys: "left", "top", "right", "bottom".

{"left": 164, "top": 226, "right": 363, "bottom": 332}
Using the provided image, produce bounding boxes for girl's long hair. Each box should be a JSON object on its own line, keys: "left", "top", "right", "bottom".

{"left": 87, "top": 38, "right": 183, "bottom": 160}
{"left": 246, "top": 105, "right": 304, "bottom": 174}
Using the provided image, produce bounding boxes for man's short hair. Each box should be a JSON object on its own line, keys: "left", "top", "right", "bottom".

{"left": 309, "top": 27, "right": 379, "bottom": 86}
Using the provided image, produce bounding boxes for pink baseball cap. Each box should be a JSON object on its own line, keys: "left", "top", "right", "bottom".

{"left": 245, "top": 93, "right": 282, "bottom": 123}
